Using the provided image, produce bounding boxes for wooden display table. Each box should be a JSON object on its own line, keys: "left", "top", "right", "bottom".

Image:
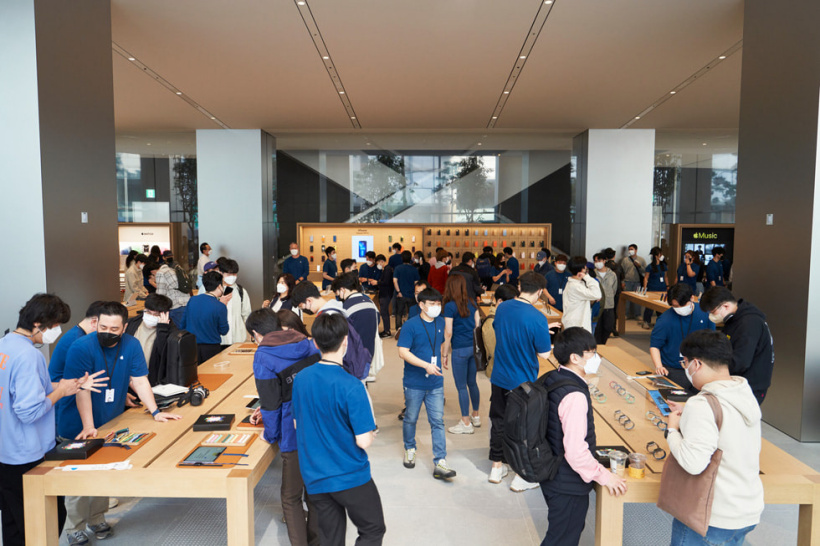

{"left": 23, "top": 346, "right": 274, "bottom": 546}
{"left": 616, "top": 291, "right": 670, "bottom": 335}
{"left": 538, "top": 347, "right": 820, "bottom": 545}
{"left": 125, "top": 300, "right": 145, "bottom": 318}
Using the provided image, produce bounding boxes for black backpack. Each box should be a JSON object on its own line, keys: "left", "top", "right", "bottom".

{"left": 502, "top": 374, "right": 575, "bottom": 483}
{"left": 174, "top": 263, "right": 193, "bottom": 294}
{"left": 163, "top": 329, "right": 199, "bottom": 386}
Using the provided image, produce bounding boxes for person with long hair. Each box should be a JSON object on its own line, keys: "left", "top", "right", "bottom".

{"left": 276, "top": 309, "right": 310, "bottom": 337}
{"left": 641, "top": 246, "right": 668, "bottom": 329}
{"left": 676, "top": 250, "right": 700, "bottom": 295}
{"left": 442, "top": 275, "right": 481, "bottom": 434}
{"left": 264, "top": 273, "right": 301, "bottom": 318}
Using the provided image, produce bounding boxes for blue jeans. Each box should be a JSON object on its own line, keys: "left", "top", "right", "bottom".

{"left": 451, "top": 346, "right": 479, "bottom": 417}
{"left": 671, "top": 519, "right": 755, "bottom": 546}
{"left": 403, "top": 386, "right": 446, "bottom": 463}
{"left": 624, "top": 280, "right": 641, "bottom": 318}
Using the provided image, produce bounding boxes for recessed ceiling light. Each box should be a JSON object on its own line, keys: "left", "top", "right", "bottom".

{"left": 175, "top": 91, "right": 182, "bottom": 95}
{"left": 146, "top": 143, "right": 151, "bottom": 146}
{"left": 519, "top": 55, "right": 527, "bottom": 59}
{"left": 702, "top": 142, "right": 707, "bottom": 146}
{"left": 339, "top": 91, "right": 345, "bottom": 94}
{"left": 127, "top": 57, "right": 135, "bottom": 61}
{"left": 322, "top": 56, "right": 329, "bottom": 60}
{"left": 719, "top": 55, "right": 727, "bottom": 59}
{"left": 492, "top": 116, "right": 498, "bottom": 119}
{"left": 544, "top": 0, "right": 553, "bottom": 3}
{"left": 477, "top": 143, "right": 482, "bottom": 146}
{"left": 350, "top": 116, "right": 356, "bottom": 119}
{"left": 635, "top": 116, "right": 641, "bottom": 120}
{"left": 366, "top": 142, "right": 372, "bottom": 146}
{"left": 297, "top": 1, "right": 305, "bottom": 5}
{"left": 210, "top": 116, "right": 216, "bottom": 120}
{"left": 670, "top": 91, "right": 677, "bottom": 95}
{"left": 503, "top": 91, "right": 510, "bottom": 94}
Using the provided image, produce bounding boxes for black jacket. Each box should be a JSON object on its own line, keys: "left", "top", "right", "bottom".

{"left": 723, "top": 300, "right": 774, "bottom": 400}
{"left": 125, "top": 316, "right": 174, "bottom": 386}
{"left": 450, "top": 264, "right": 484, "bottom": 301}
{"left": 377, "top": 266, "right": 394, "bottom": 299}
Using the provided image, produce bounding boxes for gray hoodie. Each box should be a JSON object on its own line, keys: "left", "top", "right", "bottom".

{"left": 667, "top": 377, "right": 764, "bottom": 530}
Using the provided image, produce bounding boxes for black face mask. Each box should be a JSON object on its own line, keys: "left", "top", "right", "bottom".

{"left": 301, "top": 307, "right": 314, "bottom": 316}
{"left": 98, "top": 332, "right": 121, "bottom": 348}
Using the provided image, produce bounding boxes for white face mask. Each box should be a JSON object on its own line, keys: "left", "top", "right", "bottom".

{"left": 629, "top": 250, "right": 636, "bottom": 256}
{"left": 674, "top": 303, "right": 694, "bottom": 317}
{"left": 377, "top": 264, "right": 384, "bottom": 270}
{"left": 425, "top": 305, "right": 442, "bottom": 319}
{"left": 277, "top": 283, "right": 288, "bottom": 294}
{"left": 539, "top": 260, "right": 546, "bottom": 266}
{"left": 583, "top": 353, "right": 602, "bottom": 375}
{"left": 39, "top": 325, "right": 62, "bottom": 345}
{"left": 290, "top": 248, "right": 299, "bottom": 256}
{"left": 142, "top": 313, "right": 159, "bottom": 328}
{"left": 594, "top": 262, "right": 604, "bottom": 270}
{"left": 684, "top": 361, "right": 698, "bottom": 384}
{"left": 659, "top": 255, "right": 665, "bottom": 262}
{"left": 138, "top": 263, "right": 144, "bottom": 270}
{"left": 331, "top": 254, "right": 337, "bottom": 261}
{"left": 366, "top": 260, "right": 374, "bottom": 267}
{"left": 223, "top": 275, "right": 237, "bottom": 286}
{"left": 556, "top": 263, "right": 567, "bottom": 272}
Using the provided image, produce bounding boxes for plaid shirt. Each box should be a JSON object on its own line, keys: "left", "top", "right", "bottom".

{"left": 156, "top": 265, "right": 191, "bottom": 309}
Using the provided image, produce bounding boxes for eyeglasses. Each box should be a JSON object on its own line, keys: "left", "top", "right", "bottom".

{"left": 679, "top": 358, "right": 699, "bottom": 370}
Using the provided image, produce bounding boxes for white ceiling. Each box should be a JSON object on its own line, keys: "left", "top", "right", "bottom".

{"left": 111, "top": 0, "right": 744, "bottom": 150}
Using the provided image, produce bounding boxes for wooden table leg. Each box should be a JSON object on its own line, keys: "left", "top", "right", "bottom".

{"left": 595, "top": 486, "right": 624, "bottom": 546}
{"left": 226, "top": 469, "right": 254, "bottom": 546}
{"left": 617, "top": 294, "right": 626, "bottom": 336}
{"left": 23, "top": 469, "right": 59, "bottom": 546}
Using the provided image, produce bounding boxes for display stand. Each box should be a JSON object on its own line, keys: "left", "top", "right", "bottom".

{"left": 666, "top": 223, "right": 735, "bottom": 284}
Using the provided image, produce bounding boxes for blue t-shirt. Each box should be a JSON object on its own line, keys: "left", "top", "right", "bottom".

{"left": 397, "top": 315, "right": 445, "bottom": 390}
{"left": 394, "top": 263, "right": 420, "bottom": 298}
{"left": 283, "top": 255, "right": 310, "bottom": 282}
{"left": 491, "top": 299, "right": 552, "bottom": 390}
{"left": 322, "top": 259, "right": 338, "bottom": 290}
{"left": 506, "top": 256, "right": 520, "bottom": 282}
{"left": 292, "top": 363, "right": 375, "bottom": 494}
{"left": 388, "top": 253, "right": 403, "bottom": 270}
{"left": 0, "top": 334, "right": 57, "bottom": 465}
{"left": 48, "top": 324, "right": 87, "bottom": 434}
{"left": 444, "top": 301, "right": 477, "bottom": 349}
{"left": 676, "top": 263, "right": 700, "bottom": 291}
{"left": 408, "top": 304, "right": 420, "bottom": 320}
{"left": 62, "top": 334, "right": 149, "bottom": 438}
{"left": 358, "top": 263, "right": 380, "bottom": 282}
{"left": 650, "top": 306, "right": 715, "bottom": 369}
{"left": 645, "top": 263, "right": 668, "bottom": 292}
{"left": 185, "top": 293, "right": 229, "bottom": 344}
{"left": 546, "top": 269, "right": 571, "bottom": 311}
{"left": 706, "top": 260, "right": 724, "bottom": 286}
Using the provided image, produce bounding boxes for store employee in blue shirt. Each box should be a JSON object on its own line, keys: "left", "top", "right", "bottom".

{"left": 676, "top": 251, "right": 700, "bottom": 293}
{"left": 397, "top": 288, "right": 457, "bottom": 480}
{"left": 503, "top": 247, "right": 520, "bottom": 285}
{"left": 292, "top": 313, "right": 385, "bottom": 545}
{"left": 706, "top": 246, "right": 726, "bottom": 287}
{"left": 488, "top": 271, "right": 552, "bottom": 489}
{"left": 63, "top": 302, "right": 181, "bottom": 544}
{"left": 358, "top": 251, "right": 381, "bottom": 291}
{"left": 322, "top": 246, "right": 338, "bottom": 290}
{"left": 545, "top": 255, "right": 571, "bottom": 310}
{"left": 650, "top": 283, "right": 715, "bottom": 394}
{"left": 282, "top": 242, "right": 310, "bottom": 284}
{"left": 0, "top": 294, "right": 107, "bottom": 546}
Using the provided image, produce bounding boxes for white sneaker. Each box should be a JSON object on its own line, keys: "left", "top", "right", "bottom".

{"left": 448, "top": 421, "right": 475, "bottom": 434}
{"left": 403, "top": 448, "right": 416, "bottom": 469}
{"left": 470, "top": 415, "right": 481, "bottom": 427}
{"left": 510, "top": 474, "right": 540, "bottom": 492}
{"left": 488, "top": 464, "right": 509, "bottom": 484}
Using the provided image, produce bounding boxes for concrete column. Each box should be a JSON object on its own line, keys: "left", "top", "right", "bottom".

{"left": 734, "top": 0, "right": 820, "bottom": 440}
{"left": 571, "top": 129, "right": 655, "bottom": 259}
{"left": 0, "top": 0, "right": 118, "bottom": 333}
{"left": 197, "top": 130, "right": 277, "bottom": 307}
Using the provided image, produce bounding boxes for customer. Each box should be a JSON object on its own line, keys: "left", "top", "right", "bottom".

{"left": 333, "top": 272, "right": 380, "bottom": 361}
{"left": 700, "top": 287, "right": 774, "bottom": 405}
{"left": 322, "top": 246, "right": 338, "bottom": 290}
{"left": 246, "top": 309, "right": 320, "bottom": 546}
{"left": 282, "top": 242, "right": 310, "bottom": 284}
{"left": 414, "top": 250, "right": 430, "bottom": 283}
{"left": 476, "top": 246, "right": 497, "bottom": 289}
{"left": 124, "top": 294, "right": 176, "bottom": 386}
{"left": 562, "top": 256, "right": 602, "bottom": 334}
{"left": 143, "top": 262, "right": 159, "bottom": 295}
{"left": 407, "top": 280, "right": 429, "bottom": 321}
{"left": 397, "top": 288, "right": 457, "bottom": 480}
{"left": 185, "top": 270, "right": 230, "bottom": 363}
{"left": 442, "top": 275, "right": 481, "bottom": 434}
{"left": 676, "top": 250, "right": 700, "bottom": 294}
{"left": 196, "top": 242, "right": 212, "bottom": 290}
{"left": 375, "top": 254, "right": 394, "bottom": 338}
{"left": 665, "top": 330, "right": 764, "bottom": 544}
{"left": 123, "top": 253, "right": 148, "bottom": 303}
{"left": 540, "top": 327, "right": 628, "bottom": 546}
{"left": 340, "top": 258, "right": 358, "bottom": 275}
{"left": 387, "top": 242, "right": 403, "bottom": 270}
{"left": 276, "top": 309, "right": 311, "bottom": 337}
{"left": 264, "top": 273, "right": 301, "bottom": 318}
{"left": 218, "top": 258, "right": 252, "bottom": 346}
{"left": 489, "top": 271, "right": 552, "bottom": 491}
{"left": 427, "top": 248, "right": 449, "bottom": 294}
{"left": 503, "top": 246, "right": 520, "bottom": 286}
{"left": 603, "top": 247, "right": 625, "bottom": 330}
{"left": 650, "top": 283, "right": 715, "bottom": 394}
{"left": 545, "top": 254, "right": 570, "bottom": 310}
{"left": 63, "top": 301, "right": 181, "bottom": 546}
{"left": 534, "top": 250, "right": 552, "bottom": 278}
{"left": 449, "top": 252, "right": 484, "bottom": 302}
{"left": 393, "top": 250, "right": 420, "bottom": 330}
{"left": 593, "top": 253, "right": 618, "bottom": 344}
{"left": 481, "top": 284, "right": 519, "bottom": 379}
{"left": 292, "top": 313, "right": 385, "bottom": 545}
{"left": 641, "top": 246, "right": 668, "bottom": 329}
{"left": 706, "top": 247, "right": 726, "bottom": 287}
{"left": 620, "top": 244, "right": 646, "bottom": 319}
{"left": 0, "top": 294, "right": 106, "bottom": 546}
{"left": 155, "top": 252, "right": 191, "bottom": 328}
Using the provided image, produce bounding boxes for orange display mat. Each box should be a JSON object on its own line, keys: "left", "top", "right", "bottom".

{"left": 228, "top": 343, "right": 257, "bottom": 355}
{"left": 198, "top": 373, "right": 232, "bottom": 391}
{"left": 237, "top": 415, "right": 264, "bottom": 429}
{"left": 59, "top": 433, "right": 156, "bottom": 466}
{"left": 176, "top": 433, "right": 258, "bottom": 468}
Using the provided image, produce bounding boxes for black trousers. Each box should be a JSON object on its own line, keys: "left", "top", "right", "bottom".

{"left": 310, "top": 479, "right": 385, "bottom": 546}
{"left": 197, "top": 343, "right": 223, "bottom": 364}
{"left": 378, "top": 296, "right": 392, "bottom": 334}
{"left": 541, "top": 488, "right": 589, "bottom": 546}
{"left": 489, "top": 383, "right": 510, "bottom": 462}
{"left": 0, "top": 458, "right": 67, "bottom": 546}
{"left": 394, "top": 297, "right": 413, "bottom": 329}
{"left": 594, "top": 309, "right": 616, "bottom": 345}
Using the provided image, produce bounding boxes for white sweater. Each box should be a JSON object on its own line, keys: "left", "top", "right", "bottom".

{"left": 220, "top": 284, "right": 252, "bottom": 345}
{"left": 562, "top": 275, "right": 601, "bottom": 333}
{"left": 666, "top": 377, "right": 764, "bottom": 530}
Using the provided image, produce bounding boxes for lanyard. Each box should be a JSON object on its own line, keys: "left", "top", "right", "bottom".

{"left": 319, "top": 359, "right": 344, "bottom": 368}
{"left": 98, "top": 339, "right": 122, "bottom": 379}
{"left": 679, "top": 311, "right": 695, "bottom": 339}
{"left": 421, "top": 319, "right": 437, "bottom": 355}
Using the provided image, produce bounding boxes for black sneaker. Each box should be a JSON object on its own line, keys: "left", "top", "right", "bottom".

{"left": 379, "top": 331, "right": 392, "bottom": 339}
{"left": 434, "top": 459, "right": 456, "bottom": 479}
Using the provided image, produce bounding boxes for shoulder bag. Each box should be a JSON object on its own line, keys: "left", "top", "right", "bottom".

{"left": 657, "top": 392, "right": 723, "bottom": 537}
